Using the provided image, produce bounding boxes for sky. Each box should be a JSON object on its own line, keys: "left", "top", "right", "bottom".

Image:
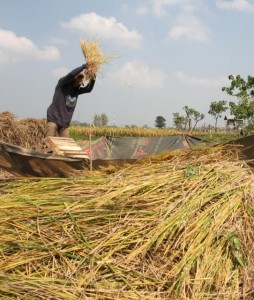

{"left": 1, "top": 0, "right": 254, "bottom": 128}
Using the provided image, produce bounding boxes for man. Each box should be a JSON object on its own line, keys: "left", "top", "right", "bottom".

{"left": 45, "top": 63, "right": 96, "bottom": 137}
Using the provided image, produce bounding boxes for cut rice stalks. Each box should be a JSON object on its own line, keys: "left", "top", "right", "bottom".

{"left": 0, "top": 146, "right": 254, "bottom": 299}
{"left": 0, "top": 111, "right": 46, "bottom": 149}
{"left": 80, "top": 39, "right": 115, "bottom": 80}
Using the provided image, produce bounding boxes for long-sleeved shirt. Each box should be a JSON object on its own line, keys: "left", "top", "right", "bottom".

{"left": 47, "top": 64, "right": 96, "bottom": 127}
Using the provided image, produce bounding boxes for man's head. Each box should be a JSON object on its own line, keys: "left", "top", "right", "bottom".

{"left": 74, "top": 73, "right": 85, "bottom": 87}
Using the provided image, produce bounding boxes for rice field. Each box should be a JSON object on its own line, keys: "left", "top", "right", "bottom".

{"left": 70, "top": 125, "right": 183, "bottom": 139}
{"left": 0, "top": 145, "right": 253, "bottom": 299}
{"left": 69, "top": 125, "right": 240, "bottom": 143}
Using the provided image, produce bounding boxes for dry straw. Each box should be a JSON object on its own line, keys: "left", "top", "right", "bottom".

{"left": 0, "top": 146, "right": 254, "bottom": 299}
{"left": 80, "top": 39, "right": 115, "bottom": 80}
{"left": 0, "top": 111, "right": 46, "bottom": 149}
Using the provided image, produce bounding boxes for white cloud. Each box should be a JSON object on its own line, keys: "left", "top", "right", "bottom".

{"left": 0, "top": 49, "right": 9, "bottom": 64}
{"left": 216, "top": 0, "right": 254, "bottom": 11}
{"left": 52, "top": 67, "right": 69, "bottom": 78}
{"left": 173, "top": 70, "right": 227, "bottom": 87}
{"left": 137, "top": 1, "right": 210, "bottom": 42}
{"left": 0, "top": 28, "right": 60, "bottom": 64}
{"left": 108, "top": 61, "right": 166, "bottom": 89}
{"left": 137, "top": 0, "right": 197, "bottom": 17}
{"left": 153, "top": 0, "right": 195, "bottom": 16}
{"left": 61, "top": 13, "right": 143, "bottom": 49}
{"left": 136, "top": 4, "right": 150, "bottom": 15}
{"left": 37, "top": 46, "right": 61, "bottom": 60}
{"left": 49, "top": 37, "right": 68, "bottom": 45}
{"left": 168, "top": 14, "right": 210, "bottom": 42}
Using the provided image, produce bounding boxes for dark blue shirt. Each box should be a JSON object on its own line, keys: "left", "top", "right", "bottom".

{"left": 47, "top": 64, "right": 96, "bottom": 127}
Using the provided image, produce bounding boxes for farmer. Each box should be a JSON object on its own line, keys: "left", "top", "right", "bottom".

{"left": 45, "top": 63, "right": 96, "bottom": 138}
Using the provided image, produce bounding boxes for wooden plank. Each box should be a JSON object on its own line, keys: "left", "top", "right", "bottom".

{"left": 53, "top": 141, "right": 78, "bottom": 146}
{"left": 46, "top": 137, "right": 76, "bottom": 143}
{"left": 44, "top": 137, "right": 84, "bottom": 157}
{"left": 64, "top": 151, "right": 89, "bottom": 158}
{"left": 46, "top": 137, "right": 78, "bottom": 146}
{"left": 48, "top": 137, "right": 73, "bottom": 141}
{"left": 54, "top": 145, "right": 82, "bottom": 151}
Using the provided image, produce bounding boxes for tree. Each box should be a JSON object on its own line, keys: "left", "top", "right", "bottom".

{"left": 183, "top": 106, "right": 195, "bottom": 130}
{"left": 222, "top": 74, "right": 254, "bottom": 99}
{"left": 208, "top": 100, "right": 228, "bottom": 131}
{"left": 172, "top": 112, "right": 186, "bottom": 130}
{"left": 222, "top": 75, "right": 254, "bottom": 122}
{"left": 191, "top": 111, "right": 205, "bottom": 132}
{"left": 155, "top": 116, "right": 166, "bottom": 128}
{"left": 182, "top": 106, "right": 205, "bottom": 131}
{"left": 100, "top": 113, "right": 109, "bottom": 126}
{"left": 183, "top": 106, "right": 195, "bottom": 131}
{"left": 228, "top": 100, "right": 254, "bottom": 121}
{"left": 92, "top": 113, "right": 109, "bottom": 127}
{"left": 92, "top": 114, "right": 100, "bottom": 126}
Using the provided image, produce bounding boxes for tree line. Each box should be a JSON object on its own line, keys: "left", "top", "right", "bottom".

{"left": 155, "top": 75, "right": 254, "bottom": 131}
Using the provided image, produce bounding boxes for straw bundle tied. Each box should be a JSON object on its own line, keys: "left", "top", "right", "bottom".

{"left": 0, "top": 146, "right": 254, "bottom": 299}
{"left": 80, "top": 39, "right": 114, "bottom": 80}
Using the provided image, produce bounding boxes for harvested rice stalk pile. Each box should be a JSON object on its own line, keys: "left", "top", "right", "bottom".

{"left": 0, "top": 146, "right": 254, "bottom": 299}
{"left": 0, "top": 111, "right": 46, "bottom": 149}
{"left": 80, "top": 39, "right": 114, "bottom": 80}
{"left": 0, "top": 111, "right": 24, "bottom": 146}
{"left": 19, "top": 118, "right": 46, "bottom": 148}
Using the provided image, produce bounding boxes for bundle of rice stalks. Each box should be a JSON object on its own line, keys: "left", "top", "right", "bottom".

{"left": 18, "top": 117, "right": 46, "bottom": 149}
{"left": 0, "top": 146, "right": 253, "bottom": 299}
{"left": 0, "top": 111, "right": 46, "bottom": 149}
{"left": 0, "top": 111, "right": 24, "bottom": 146}
{"left": 80, "top": 39, "right": 114, "bottom": 80}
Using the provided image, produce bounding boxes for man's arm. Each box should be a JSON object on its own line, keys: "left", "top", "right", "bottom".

{"left": 79, "top": 77, "right": 96, "bottom": 94}
{"left": 59, "top": 64, "right": 87, "bottom": 86}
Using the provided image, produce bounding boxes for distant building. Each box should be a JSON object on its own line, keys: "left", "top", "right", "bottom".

{"left": 224, "top": 115, "right": 244, "bottom": 130}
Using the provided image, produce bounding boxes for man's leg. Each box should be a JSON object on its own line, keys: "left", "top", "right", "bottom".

{"left": 45, "top": 121, "right": 58, "bottom": 137}
{"left": 59, "top": 127, "right": 69, "bottom": 138}
{"left": 41, "top": 122, "right": 58, "bottom": 151}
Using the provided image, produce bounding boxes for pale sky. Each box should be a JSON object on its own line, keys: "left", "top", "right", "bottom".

{"left": 1, "top": 0, "right": 254, "bottom": 127}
